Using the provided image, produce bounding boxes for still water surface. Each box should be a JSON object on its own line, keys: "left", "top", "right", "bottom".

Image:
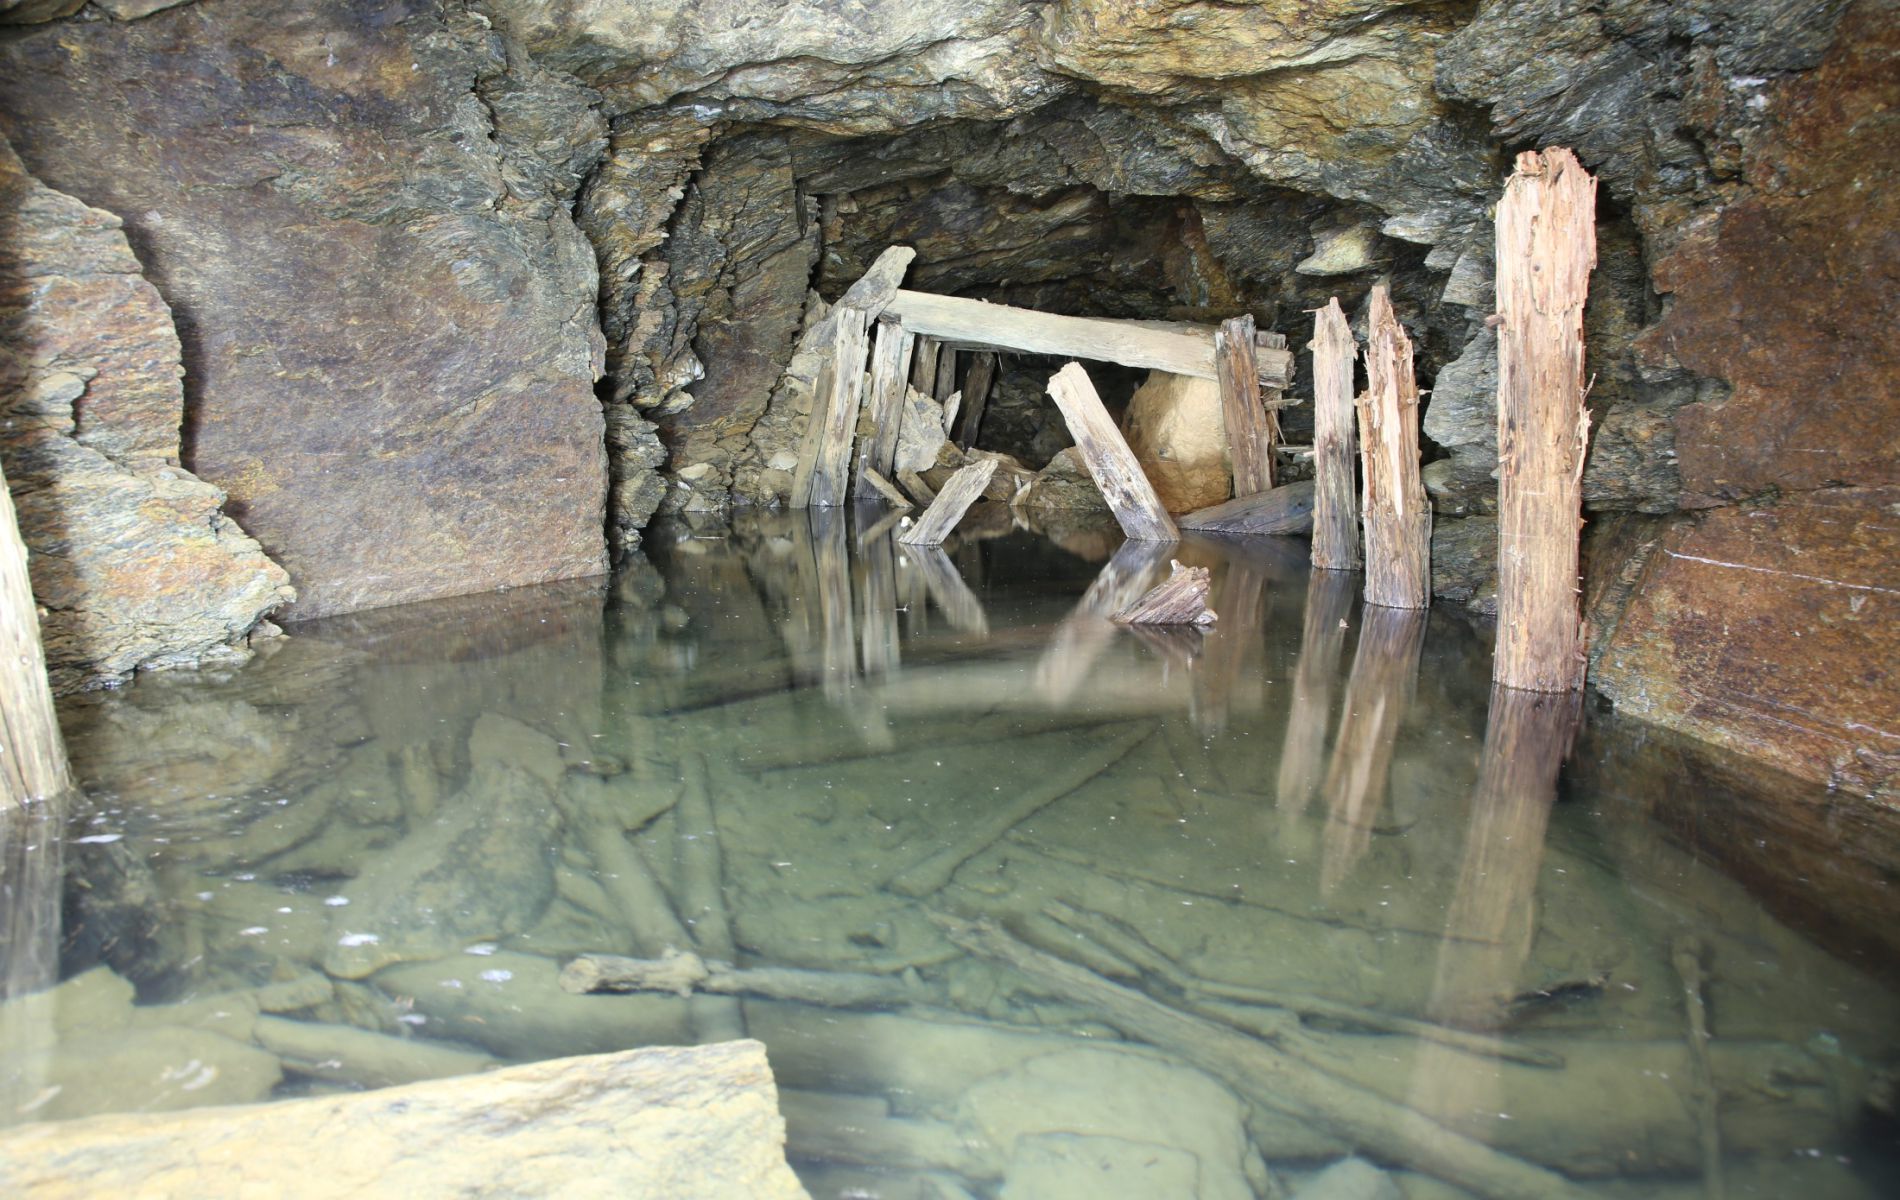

{"left": 2, "top": 508, "right": 1895, "bottom": 1198}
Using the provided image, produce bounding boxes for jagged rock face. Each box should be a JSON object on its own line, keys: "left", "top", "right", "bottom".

{"left": 0, "top": 135, "right": 291, "bottom": 693}
{"left": 0, "top": 0, "right": 611, "bottom": 619}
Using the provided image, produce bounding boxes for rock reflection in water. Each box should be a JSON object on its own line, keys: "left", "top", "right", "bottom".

{"left": 0, "top": 512, "right": 1895, "bottom": 1199}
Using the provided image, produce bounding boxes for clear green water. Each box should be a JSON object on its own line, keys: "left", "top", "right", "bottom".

{"left": 2, "top": 509, "right": 1896, "bottom": 1198}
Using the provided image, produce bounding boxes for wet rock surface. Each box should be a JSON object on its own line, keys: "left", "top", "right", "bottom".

{"left": 0, "top": 134, "right": 290, "bottom": 691}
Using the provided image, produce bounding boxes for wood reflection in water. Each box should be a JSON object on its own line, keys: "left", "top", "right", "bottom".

{"left": 1276, "top": 568, "right": 1357, "bottom": 820}
{"left": 1408, "top": 685, "right": 1579, "bottom": 1128}
{"left": 1318, "top": 604, "right": 1427, "bottom": 893}
{"left": 903, "top": 545, "right": 988, "bottom": 637}
{"left": 0, "top": 802, "right": 61, "bottom": 1119}
{"left": 1188, "top": 556, "right": 1269, "bottom": 736}
{"left": 1033, "top": 537, "right": 1173, "bottom": 706}
{"left": 854, "top": 510, "right": 902, "bottom": 679}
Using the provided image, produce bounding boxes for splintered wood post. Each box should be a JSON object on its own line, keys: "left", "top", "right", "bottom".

{"left": 0, "top": 460, "right": 71, "bottom": 812}
{"left": 1310, "top": 297, "right": 1360, "bottom": 570}
{"left": 855, "top": 316, "right": 916, "bottom": 498}
{"left": 896, "top": 458, "right": 997, "bottom": 546}
{"left": 909, "top": 335, "right": 940, "bottom": 395}
{"left": 1216, "top": 314, "right": 1275, "bottom": 496}
{"left": 1357, "top": 287, "right": 1431, "bottom": 608}
{"left": 932, "top": 345, "right": 959, "bottom": 403}
{"left": 792, "top": 245, "right": 916, "bottom": 508}
{"left": 1494, "top": 147, "right": 1597, "bottom": 692}
{"left": 1045, "top": 362, "right": 1179, "bottom": 542}
{"left": 858, "top": 467, "right": 913, "bottom": 510}
{"left": 955, "top": 351, "right": 997, "bottom": 451}
{"left": 1112, "top": 560, "right": 1216, "bottom": 626}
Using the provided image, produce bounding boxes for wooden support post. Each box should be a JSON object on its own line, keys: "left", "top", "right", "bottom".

{"left": 855, "top": 317, "right": 915, "bottom": 498}
{"left": 908, "top": 335, "right": 940, "bottom": 395}
{"left": 1112, "top": 560, "right": 1216, "bottom": 626}
{"left": 954, "top": 351, "right": 996, "bottom": 451}
{"left": 1045, "top": 363, "right": 1179, "bottom": 543}
{"left": 1493, "top": 147, "right": 1597, "bottom": 692}
{"left": 0, "top": 460, "right": 70, "bottom": 812}
{"left": 1357, "top": 287, "right": 1431, "bottom": 609}
{"left": 1216, "top": 314, "right": 1275, "bottom": 496}
{"left": 791, "top": 245, "right": 915, "bottom": 508}
{"left": 896, "top": 459, "right": 996, "bottom": 547}
{"left": 1310, "top": 297, "right": 1360, "bottom": 570}
{"left": 932, "top": 345, "right": 958, "bottom": 403}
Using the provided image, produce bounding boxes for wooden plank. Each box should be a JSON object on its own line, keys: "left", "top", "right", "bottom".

{"left": 792, "top": 246, "right": 916, "bottom": 508}
{"left": 909, "top": 335, "right": 940, "bottom": 395}
{"left": 955, "top": 351, "right": 997, "bottom": 451}
{"left": 0, "top": 458, "right": 70, "bottom": 811}
{"left": 896, "top": 469, "right": 937, "bottom": 506}
{"left": 1112, "top": 560, "right": 1216, "bottom": 626}
{"left": 896, "top": 459, "right": 997, "bottom": 546}
{"left": 1309, "top": 297, "right": 1360, "bottom": 570}
{"left": 854, "top": 317, "right": 915, "bottom": 497}
{"left": 1178, "top": 479, "right": 1314, "bottom": 535}
{"left": 1044, "top": 362, "right": 1178, "bottom": 543}
{"left": 939, "top": 389, "right": 961, "bottom": 436}
{"left": 1493, "top": 147, "right": 1597, "bottom": 692}
{"left": 932, "top": 345, "right": 958, "bottom": 403}
{"left": 858, "top": 467, "right": 913, "bottom": 509}
{"left": 1216, "top": 313, "right": 1275, "bottom": 496}
{"left": 1358, "top": 287, "right": 1431, "bottom": 609}
{"left": 884, "top": 291, "right": 1293, "bottom": 388}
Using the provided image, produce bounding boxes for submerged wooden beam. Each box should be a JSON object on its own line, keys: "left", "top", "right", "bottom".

{"left": 1310, "top": 297, "right": 1360, "bottom": 570}
{"left": 1112, "top": 560, "right": 1216, "bottom": 626}
{"left": 883, "top": 290, "right": 1293, "bottom": 387}
{"left": 955, "top": 351, "right": 997, "bottom": 451}
{"left": 855, "top": 316, "right": 915, "bottom": 498}
{"left": 1045, "top": 363, "right": 1179, "bottom": 542}
{"left": 1493, "top": 147, "right": 1597, "bottom": 692}
{"left": 897, "top": 458, "right": 996, "bottom": 546}
{"left": 1357, "top": 287, "right": 1431, "bottom": 608}
{"left": 1216, "top": 314, "right": 1275, "bottom": 496}
{"left": 0, "top": 459, "right": 70, "bottom": 811}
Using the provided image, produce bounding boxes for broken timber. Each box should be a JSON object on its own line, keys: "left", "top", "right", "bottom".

{"left": 1310, "top": 297, "right": 1360, "bottom": 570}
{"left": 1045, "top": 363, "right": 1179, "bottom": 542}
{"left": 0, "top": 458, "right": 70, "bottom": 812}
{"left": 1493, "top": 147, "right": 1596, "bottom": 692}
{"left": 791, "top": 245, "right": 915, "bottom": 508}
{"left": 896, "top": 458, "right": 996, "bottom": 546}
{"left": 954, "top": 351, "right": 997, "bottom": 451}
{"left": 854, "top": 316, "right": 915, "bottom": 499}
{"left": 1112, "top": 560, "right": 1216, "bottom": 626}
{"left": 883, "top": 290, "right": 1293, "bottom": 388}
{"left": 1358, "top": 286, "right": 1431, "bottom": 608}
{"left": 1216, "top": 314, "right": 1276, "bottom": 495}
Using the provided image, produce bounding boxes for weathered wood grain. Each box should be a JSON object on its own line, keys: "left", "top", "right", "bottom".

{"left": 1358, "top": 287, "right": 1430, "bottom": 608}
{"left": 1045, "top": 363, "right": 1179, "bottom": 542}
{"left": 1216, "top": 314, "right": 1275, "bottom": 496}
{"left": 896, "top": 458, "right": 997, "bottom": 546}
{"left": 1310, "top": 297, "right": 1361, "bottom": 570}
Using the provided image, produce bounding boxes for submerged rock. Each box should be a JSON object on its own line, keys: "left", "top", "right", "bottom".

{"left": 0, "top": 1041, "right": 810, "bottom": 1199}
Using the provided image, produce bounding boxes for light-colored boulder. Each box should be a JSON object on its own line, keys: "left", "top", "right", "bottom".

{"left": 1121, "top": 371, "right": 1231, "bottom": 514}
{"left": 0, "top": 1040, "right": 810, "bottom": 1199}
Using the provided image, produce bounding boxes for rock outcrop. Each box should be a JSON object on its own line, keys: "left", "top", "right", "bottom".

{"left": 0, "top": 0, "right": 612, "bottom": 619}
{"left": 0, "top": 1040, "right": 810, "bottom": 1199}
{"left": 0, "top": 134, "right": 290, "bottom": 692}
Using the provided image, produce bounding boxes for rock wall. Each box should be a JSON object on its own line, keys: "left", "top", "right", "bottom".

{"left": 0, "top": 0, "right": 612, "bottom": 621}
{"left": 0, "top": 134, "right": 290, "bottom": 692}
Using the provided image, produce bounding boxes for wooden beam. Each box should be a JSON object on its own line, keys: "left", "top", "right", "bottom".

{"left": 854, "top": 317, "right": 915, "bottom": 498}
{"left": 0, "top": 458, "right": 71, "bottom": 811}
{"left": 1310, "top": 297, "right": 1360, "bottom": 570}
{"left": 896, "top": 459, "right": 997, "bottom": 546}
{"left": 1044, "top": 363, "right": 1179, "bottom": 542}
{"left": 931, "top": 344, "right": 958, "bottom": 403}
{"left": 1178, "top": 479, "right": 1313, "bottom": 535}
{"left": 1358, "top": 287, "right": 1431, "bottom": 609}
{"left": 954, "top": 351, "right": 996, "bottom": 451}
{"left": 908, "top": 335, "right": 939, "bottom": 395}
{"left": 1493, "top": 147, "right": 1597, "bottom": 693}
{"left": 858, "top": 467, "right": 913, "bottom": 510}
{"left": 883, "top": 291, "right": 1293, "bottom": 388}
{"left": 1216, "top": 313, "right": 1275, "bottom": 496}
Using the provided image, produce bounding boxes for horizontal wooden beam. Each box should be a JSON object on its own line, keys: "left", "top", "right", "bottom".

{"left": 883, "top": 291, "right": 1293, "bottom": 389}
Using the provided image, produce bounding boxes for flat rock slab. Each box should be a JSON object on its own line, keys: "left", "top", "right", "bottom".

{"left": 0, "top": 1040, "right": 810, "bottom": 1200}
{"left": 1178, "top": 480, "right": 1315, "bottom": 535}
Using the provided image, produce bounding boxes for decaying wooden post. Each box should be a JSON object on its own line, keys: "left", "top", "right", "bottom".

{"left": 1045, "top": 363, "right": 1179, "bottom": 542}
{"left": 897, "top": 459, "right": 997, "bottom": 547}
{"left": 1309, "top": 297, "right": 1360, "bottom": 570}
{"left": 790, "top": 245, "right": 915, "bottom": 508}
{"left": 1215, "top": 314, "right": 1275, "bottom": 496}
{"left": 954, "top": 351, "right": 997, "bottom": 452}
{"left": 1357, "top": 287, "right": 1430, "bottom": 608}
{"left": 932, "top": 345, "right": 959, "bottom": 403}
{"left": 1493, "top": 147, "right": 1597, "bottom": 692}
{"left": 855, "top": 316, "right": 915, "bottom": 499}
{"left": 0, "top": 460, "right": 71, "bottom": 813}
{"left": 909, "top": 335, "right": 940, "bottom": 396}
